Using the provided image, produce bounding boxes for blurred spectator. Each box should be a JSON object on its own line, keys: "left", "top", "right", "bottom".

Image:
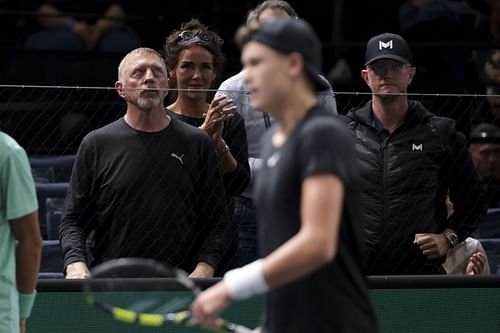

{"left": 24, "top": 0, "right": 141, "bottom": 51}
{"left": 399, "top": 0, "right": 489, "bottom": 135}
{"left": 480, "top": 51, "right": 500, "bottom": 126}
{"left": 469, "top": 123, "right": 500, "bottom": 208}
{"left": 473, "top": 0, "right": 500, "bottom": 78}
{"left": 399, "top": 0, "right": 488, "bottom": 94}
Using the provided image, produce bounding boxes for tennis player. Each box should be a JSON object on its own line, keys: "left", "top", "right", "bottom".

{"left": 191, "top": 17, "right": 379, "bottom": 333}
{"left": 0, "top": 132, "right": 42, "bottom": 333}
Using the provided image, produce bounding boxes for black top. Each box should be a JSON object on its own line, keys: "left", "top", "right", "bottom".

{"left": 58, "top": 117, "right": 232, "bottom": 273}
{"left": 165, "top": 108, "right": 250, "bottom": 198}
{"left": 254, "top": 106, "right": 379, "bottom": 333}
{"left": 343, "top": 100, "right": 488, "bottom": 274}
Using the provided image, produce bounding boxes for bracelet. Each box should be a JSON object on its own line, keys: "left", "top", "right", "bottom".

{"left": 19, "top": 290, "right": 37, "bottom": 319}
{"left": 64, "top": 18, "right": 76, "bottom": 31}
{"left": 223, "top": 259, "right": 269, "bottom": 300}
{"left": 216, "top": 143, "right": 230, "bottom": 156}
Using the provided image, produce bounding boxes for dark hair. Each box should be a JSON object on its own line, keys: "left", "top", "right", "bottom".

{"left": 246, "top": 0, "right": 298, "bottom": 26}
{"left": 163, "top": 18, "right": 225, "bottom": 78}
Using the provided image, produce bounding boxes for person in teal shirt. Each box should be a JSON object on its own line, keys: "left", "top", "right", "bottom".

{"left": 0, "top": 132, "right": 42, "bottom": 333}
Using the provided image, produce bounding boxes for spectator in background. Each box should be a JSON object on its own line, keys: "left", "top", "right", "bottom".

{"left": 59, "top": 48, "right": 232, "bottom": 279}
{"left": 163, "top": 18, "right": 250, "bottom": 274}
{"left": 469, "top": 123, "right": 500, "bottom": 208}
{"left": 399, "top": 0, "right": 489, "bottom": 135}
{"left": 343, "top": 32, "right": 488, "bottom": 275}
{"left": 215, "top": 0, "right": 338, "bottom": 267}
{"left": 24, "top": 0, "right": 141, "bottom": 51}
{"left": 399, "top": 0, "right": 488, "bottom": 94}
{"left": 481, "top": 51, "right": 500, "bottom": 127}
{"left": 0, "top": 131, "right": 42, "bottom": 333}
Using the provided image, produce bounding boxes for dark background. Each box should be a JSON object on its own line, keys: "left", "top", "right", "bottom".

{"left": 0, "top": 0, "right": 410, "bottom": 89}
{"left": 0, "top": 0, "right": 496, "bottom": 153}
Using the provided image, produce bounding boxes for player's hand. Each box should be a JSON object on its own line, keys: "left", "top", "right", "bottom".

{"left": 465, "top": 251, "right": 487, "bottom": 275}
{"left": 191, "top": 280, "right": 231, "bottom": 328}
{"left": 65, "top": 261, "right": 91, "bottom": 279}
{"left": 19, "top": 319, "right": 26, "bottom": 333}
{"left": 414, "top": 233, "right": 449, "bottom": 259}
{"left": 189, "top": 262, "right": 214, "bottom": 278}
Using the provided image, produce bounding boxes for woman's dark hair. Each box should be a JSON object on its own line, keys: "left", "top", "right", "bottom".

{"left": 163, "top": 18, "right": 225, "bottom": 78}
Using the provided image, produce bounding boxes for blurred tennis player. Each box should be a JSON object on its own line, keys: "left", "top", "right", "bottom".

{"left": 191, "top": 17, "right": 379, "bottom": 333}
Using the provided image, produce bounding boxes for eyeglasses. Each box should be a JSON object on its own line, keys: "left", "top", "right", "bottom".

{"left": 367, "top": 63, "right": 408, "bottom": 76}
{"left": 178, "top": 30, "right": 214, "bottom": 43}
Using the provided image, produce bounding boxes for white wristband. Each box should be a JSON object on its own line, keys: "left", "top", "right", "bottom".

{"left": 223, "top": 259, "right": 269, "bottom": 300}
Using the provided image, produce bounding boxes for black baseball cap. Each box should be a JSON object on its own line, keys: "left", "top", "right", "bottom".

{"left": 248, "top": 17, "right": 330, "bottom": 91}
{"left": 365, "top": 32, "right": 412, "bottom": 66}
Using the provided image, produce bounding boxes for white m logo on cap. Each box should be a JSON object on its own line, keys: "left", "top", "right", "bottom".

{"left": 379, "top": 40, "right": 393, "bottom": 50}
{"left": 412, "top": 143, "right": 423, "bottom": 151}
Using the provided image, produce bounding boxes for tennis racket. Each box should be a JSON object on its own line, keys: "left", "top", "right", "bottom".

{"left": 84, "top": 257, "right": 253, "bottom": 333}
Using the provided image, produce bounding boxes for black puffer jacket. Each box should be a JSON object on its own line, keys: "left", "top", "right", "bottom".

{"left": 344, "top": 100, "right": 487, "bottom": 274}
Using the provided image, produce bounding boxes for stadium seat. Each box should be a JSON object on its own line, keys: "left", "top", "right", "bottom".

{"left": 479, "top": 238, "right": 500, "bottom": 275}
{"left": 472, "top": 208, "right": 500, "bottom": 239}
{"left": 29, "top": 154, "right": 76, "bottom": 183}
{"left": 40, "top": 240, "right": 64, "bottom": 277}
{"left": 36, "top": 183, "right": 69, "bottom": 239}
{"left": 46, "top": 209, "right": 64, "bottom": 240}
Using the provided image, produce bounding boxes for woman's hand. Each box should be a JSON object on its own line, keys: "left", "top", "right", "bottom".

{"left": 200, "top": 95, "right": 236, "bottom": 140}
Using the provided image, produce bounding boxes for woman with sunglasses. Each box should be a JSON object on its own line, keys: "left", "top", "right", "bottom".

{"left": 163, "top": 19, "right": 250, "bottom": 276}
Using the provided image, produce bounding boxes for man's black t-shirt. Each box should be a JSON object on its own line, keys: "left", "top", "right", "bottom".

{"left": 254, "top": 106, "right": 379, "bottom": 333}
{"left": 59, "top": 117, "right": 231, "bottom": 272}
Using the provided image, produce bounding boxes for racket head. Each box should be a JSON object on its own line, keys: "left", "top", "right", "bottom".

{"left": 85, "top": 258, "right": 199, "bottom": 327}
{"left": 84, "top": 258, "right": 254, "bottom": 333}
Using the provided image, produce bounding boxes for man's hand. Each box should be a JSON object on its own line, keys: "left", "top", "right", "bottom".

{"left": 20, "top": 319, "right": 26, "bottom": 333}
{"left": 414, "top": 233, "right": 449, "bottom": 259}
{"left": 189, "top": 262, "right": 214, "bottom": 278}
{"left": 65, "top": 261, "right": 91, "bottom": 279}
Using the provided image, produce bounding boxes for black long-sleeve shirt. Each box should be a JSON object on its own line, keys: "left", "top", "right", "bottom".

{"left": 58, "top": 117, "right": 232, "bottom": 272}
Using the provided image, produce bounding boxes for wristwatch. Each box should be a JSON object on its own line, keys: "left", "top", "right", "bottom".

{"left": 442, "top": 230, "right": 459, "bottom": 248}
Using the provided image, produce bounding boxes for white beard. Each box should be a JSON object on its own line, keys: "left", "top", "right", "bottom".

{"left": 136, "top": 95, "right": 162, "bottom": 110}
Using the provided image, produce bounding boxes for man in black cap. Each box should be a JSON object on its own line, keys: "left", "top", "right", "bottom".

{"left": 191, "top": 17, "right": 379, "bottom": 333}
{"left": 343, "top": 32, "right": 487, "bottom": 275}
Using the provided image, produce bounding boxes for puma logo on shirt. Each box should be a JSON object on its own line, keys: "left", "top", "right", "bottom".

{"left": 170, "top": 153, "right": 184, "bottom": 165}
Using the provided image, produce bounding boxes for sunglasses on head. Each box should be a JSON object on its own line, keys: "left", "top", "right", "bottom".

{"left": 178, "top": 30, "right": 214, "bottom": 43}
